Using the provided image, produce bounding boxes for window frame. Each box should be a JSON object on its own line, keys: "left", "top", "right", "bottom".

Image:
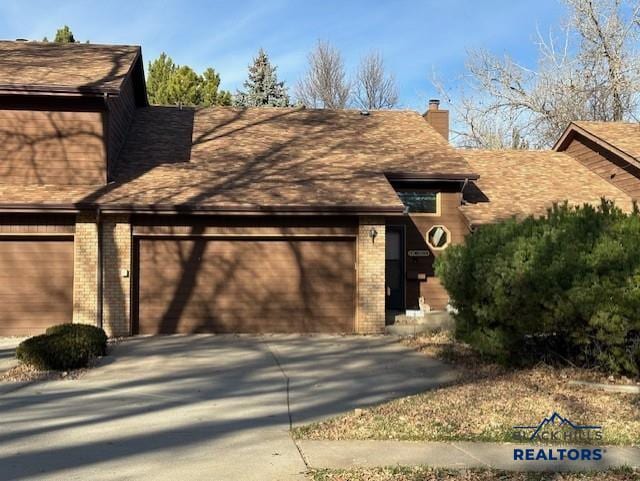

{"left": 396, "top": 190, "right": 441, "bottom": 217}
{"left": 426, "top": 224, "right": 451, "bottom": 250}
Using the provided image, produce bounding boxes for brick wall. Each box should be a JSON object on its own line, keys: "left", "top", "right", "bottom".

{"left": 72, "top": 212, "right": 132, "bottom": 336}
{"left": 357, "top": 217, "right": 385, "bottom": 333}
{"left": 72, "top": 212, "right": 99, "bottom": 326}
{"left": 102, "top": 215, "right": 132, "bottom": 337}
{"left": 72, "top": 214, "right": 384, "bottom": 336}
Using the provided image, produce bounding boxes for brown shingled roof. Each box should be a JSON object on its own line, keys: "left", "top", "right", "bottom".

{"left": 0, "top": 41, "right": 140, "bottom": 94}
{"left": 0, "top": 106, "right": 477, "bottom": 213}
{"left": 461, "top": 149, "right": 634, "bottom": 226}
{"left": 555, "top": 121, "right": 640, "bottom": 166}
{"left": 102, "top": 106, "right": 476, "bottom": 211}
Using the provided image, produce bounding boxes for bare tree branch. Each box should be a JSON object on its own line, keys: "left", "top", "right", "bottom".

{"left": 295, "top": 41, "right": 351, "bottom": 109}
{"left": 354, "top": 51, "right": 398, "bottom": 110}
{"left": 437, "top": 0, "right": 640, "bottom": 149}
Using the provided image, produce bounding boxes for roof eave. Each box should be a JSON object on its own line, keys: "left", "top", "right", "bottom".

{"left": 98, "top": 204, "right": 405, "bottom": 215}
{"left": 554, "top": 122, "right": 640, "bottom": 170}
{"left": 552, "top": 122, "right": 576, "bottom": 151}
{"left": 386, "top": 172, "right": 480, "bottom": 181}
{"left": 124, "top": 47, "right": 148, "bottom": 107}
{"left": 0, "top": 203, "right": 404, "bottom": 216}
{"left": 0, "top": 84, "right": 121, "bottom": 96}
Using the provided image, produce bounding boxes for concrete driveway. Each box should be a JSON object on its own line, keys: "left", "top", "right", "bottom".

{"left": 0, "top": 335, "right": 457, "bottom": 481}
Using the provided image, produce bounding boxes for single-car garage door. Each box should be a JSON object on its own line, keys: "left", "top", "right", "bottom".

{"left": 135, "top": 237, "right": 356, "bottom": 334}
{"left": 0, "top": 238, "right": 74, "bottom": 336}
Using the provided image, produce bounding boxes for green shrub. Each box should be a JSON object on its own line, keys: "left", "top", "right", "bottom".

{"left": 16, "top": 323, "right": 107, "bottom": 371}
{"left": 45, "top": 323, "right": 107, "bottom": 355}
{"left": 435, "top": 200, "right": 640, "bottom": 377}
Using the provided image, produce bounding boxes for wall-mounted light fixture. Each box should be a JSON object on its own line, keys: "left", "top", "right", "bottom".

{"left": 368, "top": 227, "right": 378, "bottom": 243}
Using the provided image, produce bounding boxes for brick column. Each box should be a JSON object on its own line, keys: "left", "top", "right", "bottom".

{"left": 72, "top": 212, "right": 99, "bottom": 326}
{"left": 357, "top": 217, "right": 386, "bottom": 333}
{"left": 102, "top": 215, "right": 132, "bottom": 337}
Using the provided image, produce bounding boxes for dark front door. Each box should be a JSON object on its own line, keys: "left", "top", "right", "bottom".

{"left": 385, "top": 226, "right": 404, "bottom": 311}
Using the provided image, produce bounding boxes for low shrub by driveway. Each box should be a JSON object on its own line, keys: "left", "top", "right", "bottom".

{"left": 310, "top": 467, "right": 640, "bottom": 481}
{"left": 16, "top": 323, "right": 107, "bottom": 371}
{"left": 293, "top": 333, "right": 640, "bottom": 445}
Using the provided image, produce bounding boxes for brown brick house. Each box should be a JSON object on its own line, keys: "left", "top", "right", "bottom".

{"left": 0, "top": 41, "right": 636, "bottom": 337}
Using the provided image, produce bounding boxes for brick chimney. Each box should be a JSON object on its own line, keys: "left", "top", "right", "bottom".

{"left": 423, "top": 99, "right": 449, "bottom": 141}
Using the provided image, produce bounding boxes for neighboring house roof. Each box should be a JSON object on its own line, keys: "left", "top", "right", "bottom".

{"left": 0, "top": 41, "right": 141, "bottom": 95}
{"left": 460, "top": 149, "right": 634, "bottom": 227}
{"left": 0, "top": 107, "right": 477, "bottom": 213}
{"left": 554, "top": 121, "right": 640, "bottom": 168}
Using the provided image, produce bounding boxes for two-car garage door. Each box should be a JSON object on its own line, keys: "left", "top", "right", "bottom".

{"left": 0, "top": 234, "right": 357, "bottom": 336}
{"left": 0, "top": 239, "right": 74, "bottom": 336}
{"left": 135, "top": 237, "right": 356, "bottom": 334}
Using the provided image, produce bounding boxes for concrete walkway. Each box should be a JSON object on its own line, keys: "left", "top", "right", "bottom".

{"left": 298, "top": 440, "right": 640, "bottom": 472}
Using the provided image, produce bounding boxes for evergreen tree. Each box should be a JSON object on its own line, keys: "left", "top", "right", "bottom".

{"left": 53, "top": 26, "right": 77, "bottom": 43}
{"left": 234, "top": 48, "right": 290, "bottom": 107}
{"left": 147, "top": 53, "right": 175, "bottom": 105}
{"left": 146, "top": 53, "right": 231, "bottom": 107}
{"left": 202, "top": 68, "right": 232, "bottom": 106}
{"left": 167, "top": 65, "right": 201, "bottom": 105}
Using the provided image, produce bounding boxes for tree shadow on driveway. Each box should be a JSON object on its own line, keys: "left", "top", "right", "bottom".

{"left": 0, "top": 335, "right": 457, "bottom": 481}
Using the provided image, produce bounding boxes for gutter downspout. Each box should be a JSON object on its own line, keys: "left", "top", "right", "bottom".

{"left": 97, "top": 92, "right": 109, "bottom": 331}
{"left": 460, "top": 177, "right": 470, "bottom": 195}
{"left": 459, "top": 177, "right": 475, "bottom": 233}
{"left": 97, "top": 206, "right": 103, "bottom": 330}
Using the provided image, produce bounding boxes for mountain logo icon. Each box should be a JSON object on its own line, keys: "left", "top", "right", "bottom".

{"left": 513, "top": 412, "right": 602, "bottom": 442}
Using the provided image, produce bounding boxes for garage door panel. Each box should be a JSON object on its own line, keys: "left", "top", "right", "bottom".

{"left": 138, "top": 303, "right": 355, "bottom": 317}
{"left": 138, "top": 318, "right": 347, "bottom": 334}
{"left": 0, "top": 239, "right": 74, "bottom": 335}
{"left": 0, "top": 265, "right": 73, "bottom": 275}
{"left": 137, "top": 238, "right": 355, "bottom": 334}
{"left": 0, "top": 300, "right": 74, "bottom": 311}
{"left": 0, "top": 275, "right": 74, "bottom": 287}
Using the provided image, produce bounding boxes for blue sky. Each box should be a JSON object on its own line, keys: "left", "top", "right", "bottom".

{"left": 0, "top": 0, "right": 567, "bottom": 110}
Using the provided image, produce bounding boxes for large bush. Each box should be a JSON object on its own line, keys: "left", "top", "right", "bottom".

{"left": 436, "top": 201, "right": 640, "bottom": 377}
{"left": 16, "top": 323, "right": 107, "bottom": 371}
{"left": 45, "top": 323, "right": 108, "bottom": 353}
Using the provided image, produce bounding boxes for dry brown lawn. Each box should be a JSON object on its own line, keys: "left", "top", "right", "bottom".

{"left": 310, "top": 467, "right": 640, "bottom": 481}
{"left": 294, "top": 332, "right": 640, "bottom": 445}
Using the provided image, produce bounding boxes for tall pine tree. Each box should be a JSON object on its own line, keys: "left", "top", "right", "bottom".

{"left": 234, "top": 49, "right": 290, "bottom": 107}
{"left": 146, "top": 53, "right": 175, "bottom": 105}
{"left": 146, "top": 53, "right": 231, "bottom": 107}
{"left": 43, "top": 25, "right": 78, "bottom": 43}
{"left": 202, "top": 68, "right": 232, "bottom": 106}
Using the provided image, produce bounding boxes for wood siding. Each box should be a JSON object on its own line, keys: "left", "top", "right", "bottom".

{"left": 0, "top": 213, "right": 75, "bottom": 235}
{"left": 106, "top": 76, "right": 137, "bottom": 178}
{"left": 135, "top": 237, "right": 356, "bottom": 334}
{"left": 387, "top": 189, "right": 469, "bottom": 311}
{"left": 0, "top": 238, "right": 74, "bottom": 336}
{"left": 132, "top": 215, "right": 358, "bottom": 231}
{"left": 133, "top": 225, "right": 356, "bottom": 237}
{"left": 563, "top": 134, "right": 640, "bottom": 199}
{"left": 0, "top": 109, "right": 106, "bottom": 185}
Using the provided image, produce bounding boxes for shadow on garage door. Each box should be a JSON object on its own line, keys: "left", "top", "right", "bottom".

{"left": 133, "top": 236, "right": 356, "bottom": 334}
